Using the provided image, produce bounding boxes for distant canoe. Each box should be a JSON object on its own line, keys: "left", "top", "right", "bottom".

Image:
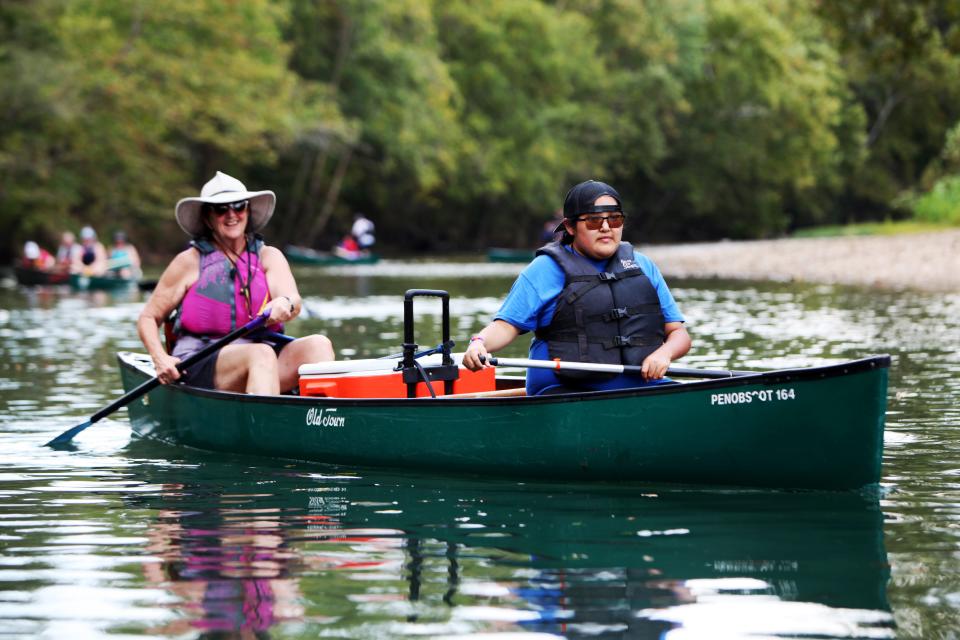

{"left": 69, "top": 273, "right": 138, "bottom": 291}
{"left": 487, "top": 247, "right": 535, "bottom": 263}
{"left": 13, "top": 266, "right": 70, "bottom": 286}
{"left": 284, "top": 245, "right": 380, "bottom": 266}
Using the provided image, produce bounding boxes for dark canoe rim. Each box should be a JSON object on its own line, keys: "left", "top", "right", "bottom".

{"left": 13, "top": 265, "right": 70, "bottom": 286}
{"left": 118, "top": 352, "right": 891, "bottom": 408}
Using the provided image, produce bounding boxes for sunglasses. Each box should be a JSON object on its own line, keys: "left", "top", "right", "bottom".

{"left": 576, "top": 212, "right": 625, "bottom": 230}
{"left": 207, "top": 200, "right": 249, "bottom": 215}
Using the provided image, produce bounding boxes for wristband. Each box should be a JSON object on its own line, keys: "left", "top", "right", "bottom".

{"left": 470, "top": 335, "right": 485, "bottom": 344}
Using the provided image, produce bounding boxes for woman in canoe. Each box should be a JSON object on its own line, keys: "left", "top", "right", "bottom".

{"left": 463, "top": 179, "right": 691, "bottom": 395}
{"left": 74, "top": 226, "right": 109, "bottom": 275}
{"left": 137, "top": 171, "right": 334, "bottom": 394}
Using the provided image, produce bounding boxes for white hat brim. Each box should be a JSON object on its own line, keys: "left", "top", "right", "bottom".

{"left": 175, "top": 190, "right": 276, "bottom": 237}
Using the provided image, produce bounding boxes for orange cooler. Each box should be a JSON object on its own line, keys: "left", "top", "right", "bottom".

{"left": 299, "top": 365, "right": 495, "bottom": 398}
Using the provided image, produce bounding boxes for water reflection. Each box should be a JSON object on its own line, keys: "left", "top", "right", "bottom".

{"left": 143, "top": 500, "right": 303, "bottom": 636}
{"left": 125, "top": 446, "right": 893, "bottom": 638}
{"left": 5, "top": 266, "right": 960, "bottom": 636}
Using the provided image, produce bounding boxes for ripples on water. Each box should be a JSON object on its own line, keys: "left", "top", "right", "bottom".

{"left": 0, "top": 267, "right": 958, "bottom": 638}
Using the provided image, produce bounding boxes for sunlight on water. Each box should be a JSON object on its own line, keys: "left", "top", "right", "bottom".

{"left": 0, "top": 264, "right": 958, "bottom": 637}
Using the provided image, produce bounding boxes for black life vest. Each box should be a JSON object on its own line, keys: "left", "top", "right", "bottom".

{"left": 534, "top": 242, "right": 665, "bottom": 380}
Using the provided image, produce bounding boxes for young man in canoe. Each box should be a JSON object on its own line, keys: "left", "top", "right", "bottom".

{"left": 463, "top": 179, "right": 691, "bottom": 395}
{"left": 137, "top": 171, "right": 334, "bottom": 394}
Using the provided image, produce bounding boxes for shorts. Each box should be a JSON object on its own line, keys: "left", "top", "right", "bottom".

{"left": 178, "top": 349, "right": 220, "bottom": 390}
{"left": 174, "top": 334, "right": 289, "bottom": 391}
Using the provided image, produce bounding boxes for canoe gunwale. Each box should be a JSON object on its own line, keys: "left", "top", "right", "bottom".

{"left": 117, "top": 352, "right": 890, "bottom": 407}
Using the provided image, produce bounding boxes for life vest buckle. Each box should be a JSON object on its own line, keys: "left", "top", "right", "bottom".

{"left": 598, "top": 271, "right": 618, "bottom": 281}
{"left": 604, "top": 307, "right": 629, "bottom": 321}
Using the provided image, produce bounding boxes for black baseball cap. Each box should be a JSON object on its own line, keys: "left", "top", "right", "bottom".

{"left": 555, "top": 180, "right": 624, "bottom": 232}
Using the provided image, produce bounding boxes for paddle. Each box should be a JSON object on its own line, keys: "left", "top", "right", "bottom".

{"left": 484, "top": 356, "right": 754, "bottom": 379}
{"left": 45, "top": 310, "right": 271, "bottom": 447}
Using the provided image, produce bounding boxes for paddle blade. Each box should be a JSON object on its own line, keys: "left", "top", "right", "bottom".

{"left": 44, "top": 419, "right": 93, "bottom": 447}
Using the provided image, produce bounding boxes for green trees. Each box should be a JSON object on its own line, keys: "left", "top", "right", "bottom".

{"left": 1, "top": 0, "right": 336, "bottom": 257}
{"left": 647, "top": 0, "right": 863, "bottom": 239}
{"left": 817, "top": 0, "right": 960, "bottom": 218}
{"left": 2, "top": 0, "right": 959, "bottom": 261}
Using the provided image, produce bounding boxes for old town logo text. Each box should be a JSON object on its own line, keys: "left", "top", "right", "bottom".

{"left": 306, "top": 407, "right": 346, "bottom": 427}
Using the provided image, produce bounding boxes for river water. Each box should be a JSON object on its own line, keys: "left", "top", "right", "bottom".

{"left": 0, "top": 260, "right": 958, "bottom": 639}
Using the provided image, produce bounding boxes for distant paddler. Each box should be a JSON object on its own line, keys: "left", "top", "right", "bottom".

{"left": 74, "top": 226, "right": 108, "bottom": 276}
{"left": 137, "top": 171, "right": 334, "bottom": 394}
{"left": 106, "top": 231, "right": 142, "bottom": 279}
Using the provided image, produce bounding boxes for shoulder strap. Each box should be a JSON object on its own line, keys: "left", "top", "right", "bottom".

{"left": 189, "top": 238, "right": 217, "bottom": 255}
{"left": 246, "top": 233, "right": 265, "bottom": 255}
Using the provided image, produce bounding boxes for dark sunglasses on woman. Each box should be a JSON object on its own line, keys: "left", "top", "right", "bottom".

{"left": 206, "top": 200, "right": 249, "bottom": 215}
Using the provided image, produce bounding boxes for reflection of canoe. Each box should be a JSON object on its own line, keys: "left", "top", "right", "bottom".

{"left": 13, "top": 265, "right": 70, "bottom": 286}
{"left": 124, "top": 456, "right": 890, "bottom": 617}
{"left": 69, "top": 272, "right": 138, "bottom": 291}
{"left": 487, "top": 247, "right": 535, "bottom": 263}
{"left": 284, "top": 245, "right": 379, "bottom": 266}
{"left": 117, "top": 349, "right": 888, "bottom": 490}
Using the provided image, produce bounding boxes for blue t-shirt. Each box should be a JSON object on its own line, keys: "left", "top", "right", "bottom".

{"left": 495, "top": 245, "right": 684, "bottom": 395}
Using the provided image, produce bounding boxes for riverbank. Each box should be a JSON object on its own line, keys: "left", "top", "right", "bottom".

{"left": 640, "top": 229, "right": 960, "bottom": 292}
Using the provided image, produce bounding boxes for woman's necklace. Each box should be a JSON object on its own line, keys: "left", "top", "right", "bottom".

{"left": 216, "top": 238, "right": 253, "bottom": 317}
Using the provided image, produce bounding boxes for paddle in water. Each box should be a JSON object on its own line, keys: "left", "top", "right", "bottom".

{"left": 45, "top": 310, "right": 271, "bottom": 447}
{"left": 485, "top": 356, "right": 754, "bottom": 379}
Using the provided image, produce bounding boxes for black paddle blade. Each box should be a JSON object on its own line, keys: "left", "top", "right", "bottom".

{"left": 44, "top": 420, "right": 93, "bottom": 447}
{"left": 43, "top": 310, "right": 268, "bottom": 449}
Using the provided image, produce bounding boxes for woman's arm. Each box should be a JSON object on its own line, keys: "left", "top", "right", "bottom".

{"left": 641, "top": 321, "right": 691, "bottom": 380}
{"left": 260, "top": 245, "right": 301, "bottom": 324}
{"left": 462, "top": 319, "right": 522, "bottom": 370}
{"left": 137, "top": 249, "right": 198, "bottom": 384}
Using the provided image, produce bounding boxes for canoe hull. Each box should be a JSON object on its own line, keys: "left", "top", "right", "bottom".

{"left": 284, "top": 245, "right": 379, "bottom": 265}
{"left": 486, "top": 247, "right": 535, "bottom": 263}
{"left": 118, "top": 353, "right": 888, "bottom": 490}
{"left": 70, "top": 273, "right": 138, "bottom": 291}
{"left": 13, "top": 266, "right": 70, "bottom": 286}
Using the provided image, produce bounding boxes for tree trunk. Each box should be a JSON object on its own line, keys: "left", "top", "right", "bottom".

{"left": 304, "top": 146, "right": 354, "bottom": 247}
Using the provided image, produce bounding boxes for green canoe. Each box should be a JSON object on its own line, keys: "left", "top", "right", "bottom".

{"left": 69, "top": 272, "right": 138, "bottom": 291}
{"left": 487, "top": 247, "right": 535, "bottom": 263}
{"left": 284, "top": 245, "right": 379, "bottom": 266}
{"left": 117, "top": 351, "right": 888, "bottom": 490}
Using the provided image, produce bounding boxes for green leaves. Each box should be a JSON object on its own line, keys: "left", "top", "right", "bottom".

{"left": 2, "top": 0, "right": 959, "bottom": 260}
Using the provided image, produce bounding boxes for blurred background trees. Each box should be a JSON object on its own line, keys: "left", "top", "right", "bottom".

{"left": 2, "top": 0, "right": 959, "bottom": 261}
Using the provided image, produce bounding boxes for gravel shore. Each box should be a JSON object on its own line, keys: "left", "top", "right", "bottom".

{"left": 640, "top": 229, "right": 960, "bottom": 292}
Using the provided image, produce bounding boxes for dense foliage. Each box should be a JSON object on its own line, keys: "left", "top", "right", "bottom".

{"left": 2, "top": 0, "right": 959, "bottom": 261}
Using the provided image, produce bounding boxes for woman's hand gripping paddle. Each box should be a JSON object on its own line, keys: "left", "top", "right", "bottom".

{"left": 45, "top": 310, "right": 271, "bottom": 447}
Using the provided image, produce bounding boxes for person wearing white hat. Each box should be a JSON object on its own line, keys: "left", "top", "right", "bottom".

{"left": 137, "top": 171, "right": 334, "bottom": 394}
{"left": 22, "top": 240, "right": 55, "bottom": 271}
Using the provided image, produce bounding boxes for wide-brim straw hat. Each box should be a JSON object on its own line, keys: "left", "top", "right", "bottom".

{"left": 175, "top": 171, "right": 276, "bottom": 237}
